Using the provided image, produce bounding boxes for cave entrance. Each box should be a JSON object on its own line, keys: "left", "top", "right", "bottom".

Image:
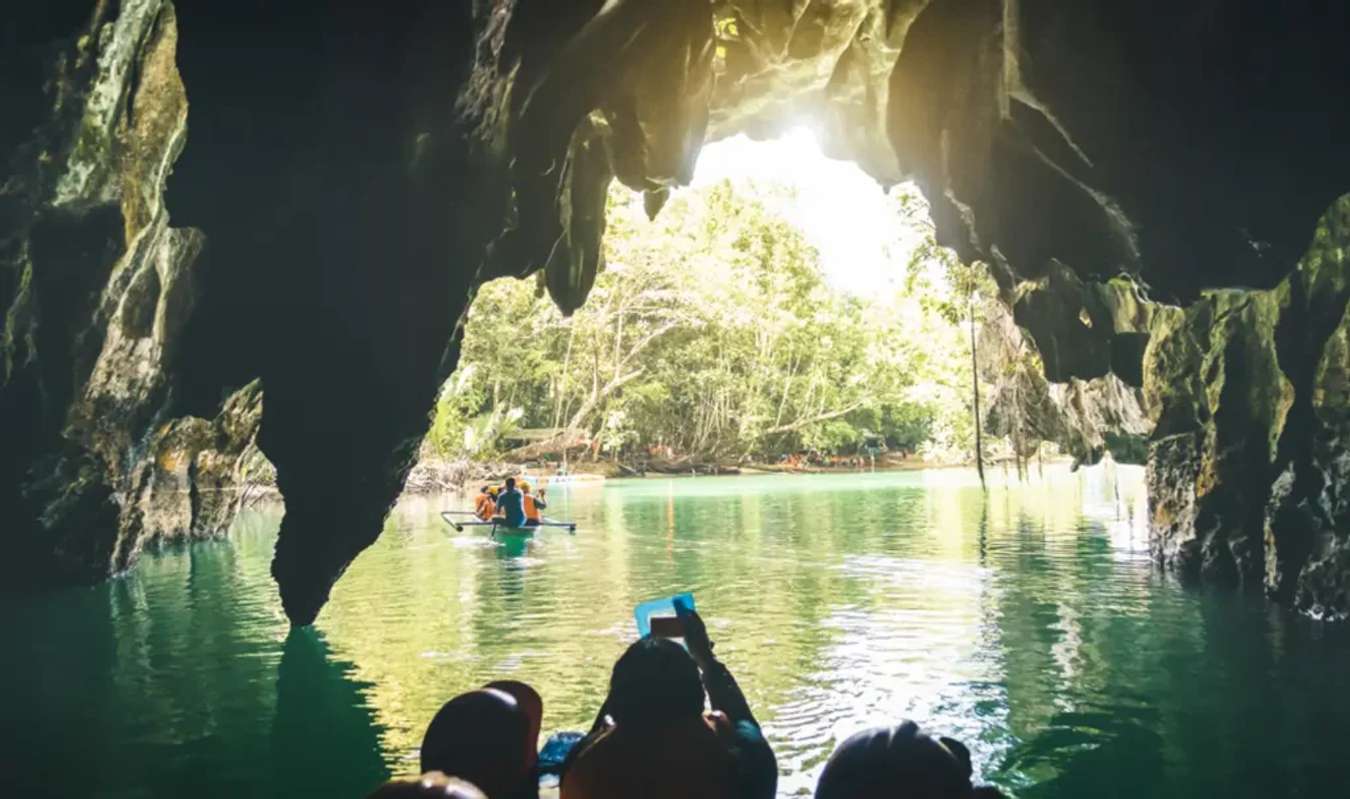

{"left": 411, "top": 128, "right": 1055, "bottom": 489}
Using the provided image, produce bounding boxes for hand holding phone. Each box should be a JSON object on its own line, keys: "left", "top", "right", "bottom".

{"left": 635, "top": 593, "right": 695, "bottom": 641}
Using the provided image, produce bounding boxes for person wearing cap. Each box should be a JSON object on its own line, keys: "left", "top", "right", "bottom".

{"left": 419, "top": 686, "right": 539, "bottom": 799}
{"left": 814, "top": 721, "right": 1006, "bottom": 799}
{"left": 485, "top": 680, "right": 544, "bottom": 778}
{"left": 520, "top": 482, "right": 547, "bottom": 526}
{"left": 475, "top": 486, "right": 497, "bottom": 522}
{"left": 366, "top": 772, "right": 487, "bottom": 799}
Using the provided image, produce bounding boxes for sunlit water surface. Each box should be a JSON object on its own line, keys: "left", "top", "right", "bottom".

{"left": 4, "top": 465, "right": 1350, "bottom": 798}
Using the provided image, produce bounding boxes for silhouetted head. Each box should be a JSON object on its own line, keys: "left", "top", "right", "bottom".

{"left": 815, "top": 722, "right": 1006, "bottom": 799}
{"left": 484, "top": 680, "right": 543, "bottom": 772}
{"left": 366, "top": 772, "right": 487, "bottom": 799}
{"left": 420, "top": 689, "right": 531, "bottom": 798}
{"left": 480, "top": 485, "right": 491, "bottom": 494}
{"left": 607, "top": 637, "right": 705, "bottom": 728}
{"left": 504, "top": 477, "right": 516, "bottom": 491}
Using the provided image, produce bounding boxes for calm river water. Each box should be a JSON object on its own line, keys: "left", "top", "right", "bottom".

{"left": 4, "top": 465, "right": 1350, "bottom": 798}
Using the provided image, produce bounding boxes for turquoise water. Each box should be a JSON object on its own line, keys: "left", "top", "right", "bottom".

{"left": 3, "top": 465, "right": 1350, "bottom": 797}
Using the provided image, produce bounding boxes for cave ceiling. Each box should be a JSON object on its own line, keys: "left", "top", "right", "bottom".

{"left": 468, "top": 0, "right": 1350, "bottom": 384}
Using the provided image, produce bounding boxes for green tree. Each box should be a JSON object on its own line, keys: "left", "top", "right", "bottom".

{"left": 896, "top": 186, "right": 999, "bottom": 486}
{"left": 428, "top": 179, "right": 990, "bottom": 469}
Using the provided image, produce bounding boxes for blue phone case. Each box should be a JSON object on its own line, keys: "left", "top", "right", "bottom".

{"left": 634, "top": 592, "right": 695, "bottom": 637}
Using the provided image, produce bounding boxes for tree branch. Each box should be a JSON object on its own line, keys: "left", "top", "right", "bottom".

{"left": 764, "top": 401, "right": 866, "bottom": 436}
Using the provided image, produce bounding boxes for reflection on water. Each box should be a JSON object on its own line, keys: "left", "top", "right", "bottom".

{"left": 3, "top": 464, "right": 1350, "bottom": 798}
{"left": 272, "top": 629, "right": 388, "bottom": 796}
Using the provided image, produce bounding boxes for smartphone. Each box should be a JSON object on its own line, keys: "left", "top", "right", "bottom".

{"left": 648, "top": 614, "right": 685, "bottom": 639}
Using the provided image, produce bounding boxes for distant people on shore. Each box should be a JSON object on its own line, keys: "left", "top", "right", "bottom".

{"left": 778, "top": 450, "right": 872, "bottom": 470}
{"left": 375, "top": 603, "right": 1004, "bottom": 799}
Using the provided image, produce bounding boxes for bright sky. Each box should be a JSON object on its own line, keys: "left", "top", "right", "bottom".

{"left": 690, "top": 127, "right": 924, "bottom": 295}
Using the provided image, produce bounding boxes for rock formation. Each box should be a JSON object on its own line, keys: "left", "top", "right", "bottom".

{"left": 984, "top": 295, "right": 1153, "bottom": 468}
{"left": 1144, "top": 198, "right": 1350, "bottom": 617}
{"left": 3, "top": 0, "right": 1348, "bottom": 622}
{"left": 1, "top": 1, "right": 262, "bottom": 589}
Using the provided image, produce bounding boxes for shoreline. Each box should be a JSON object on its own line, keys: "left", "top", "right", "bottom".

{"left": 236, "top": 455, "right": 1086, "bottom": 505}
{"left": 399, "top": 454, "right": 1080, "bottom": 494}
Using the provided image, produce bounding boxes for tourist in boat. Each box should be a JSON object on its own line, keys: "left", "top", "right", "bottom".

{"left": 366, "top": 773, "right": 487, "bottom": 799}
{"left": 520, "top": 482, "right": 547, "bottom": 527}
{"left": 560, "top": 603, "right": 776, "bottom": 799}
{"left": 814, "top": 721, "right": 1006, "bottom": 799}
{"left": 420, "top": 687, "right": 537, "bottom": 799}
{"left": 494, "top": 477, "right": 527, "bottom": 527}
{"left": 475, "top": 486, "right": 497, "bottom": 522}
{"left": 485, "top": 680, "right": 544, "bottom": 778}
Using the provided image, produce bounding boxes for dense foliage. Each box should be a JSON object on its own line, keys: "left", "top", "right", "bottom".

{"left": 426, "top": 180, "right": 996, "bottom": 465}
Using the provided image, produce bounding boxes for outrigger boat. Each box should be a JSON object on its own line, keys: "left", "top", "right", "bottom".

{"left": 440, "top": 510, "right": 577, "bottom": 535}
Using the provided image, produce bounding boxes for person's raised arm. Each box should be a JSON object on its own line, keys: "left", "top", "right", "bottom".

{"left": 674, "top": 601, "right": 758, "bottom": 728}
{"left": 676, "top": 601, "right": 776, "bottom": 799}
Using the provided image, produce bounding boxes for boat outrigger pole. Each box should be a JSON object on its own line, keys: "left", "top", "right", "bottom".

{"left": 439, "top": 511, "right": 577, "bottom": 534}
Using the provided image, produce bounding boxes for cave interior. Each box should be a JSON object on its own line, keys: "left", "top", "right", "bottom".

{"left": 1, "top": 0, "right": 1348, "bottom": 624}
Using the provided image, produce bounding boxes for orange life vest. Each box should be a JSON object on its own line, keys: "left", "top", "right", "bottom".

{"left": 475, "top": 494, "right": 496, "bottom": 521}
{"left": 523, "top": 494, "right": 541, "bottom": 522}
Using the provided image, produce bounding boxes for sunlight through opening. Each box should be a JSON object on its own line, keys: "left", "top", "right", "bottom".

{"left": 686, "top": 128, "right": 928, "bottom": 296}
